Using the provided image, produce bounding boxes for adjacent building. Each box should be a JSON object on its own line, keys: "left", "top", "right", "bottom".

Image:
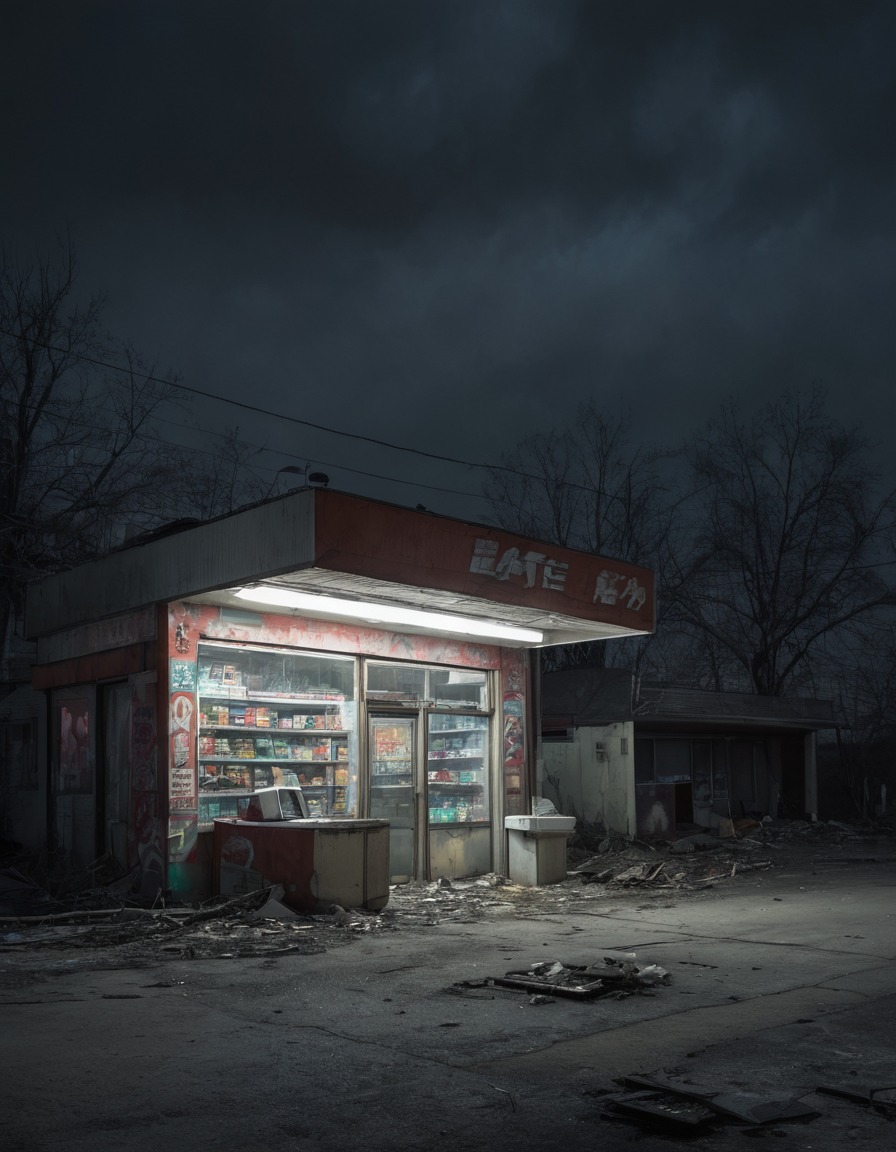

{"left": 541, "top": 668, "right": 837, "bottom": 839}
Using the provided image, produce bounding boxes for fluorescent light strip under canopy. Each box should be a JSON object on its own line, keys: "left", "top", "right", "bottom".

{"left": 233, "top": 585, "right": 544, "bottom": 644}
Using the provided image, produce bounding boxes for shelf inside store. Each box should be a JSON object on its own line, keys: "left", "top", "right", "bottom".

{"left": 199, "top": 689, "right": 345, "bottom": 702}
{"left": 200, "top": 725, "right": 348, "bottom": 735}
{"left": 200, "top": 757, "right": 342, "bottom": 765}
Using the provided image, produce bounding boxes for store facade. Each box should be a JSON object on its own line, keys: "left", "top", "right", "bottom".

{"left": 24, "top": 488, "right": 654, "bottom": 902}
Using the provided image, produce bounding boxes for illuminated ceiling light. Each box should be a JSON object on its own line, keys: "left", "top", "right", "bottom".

{"left": 233, "top": 585, "right": 544, "bottom": 644}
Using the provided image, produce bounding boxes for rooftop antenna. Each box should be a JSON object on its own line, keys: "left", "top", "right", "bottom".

{"left": 270, "top": 464, "right": 330, "bottom": 496}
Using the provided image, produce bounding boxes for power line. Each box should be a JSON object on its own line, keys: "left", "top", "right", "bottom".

{"left": 6, "top": 327, "right": 669, "bottom": 504}
{"left": 0, "top": 328, "right": 539, "bottom": 486}
{"left": 7, "top": 391, "right": 493, "bottom": 504}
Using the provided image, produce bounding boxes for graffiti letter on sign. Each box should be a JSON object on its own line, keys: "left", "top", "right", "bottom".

{"left": 621, "top": 576, "right": 647, "bottom": 611}
{"left": 469, "top": 538, "right": 499, "bottom": 576}
{"left": 470, "top": 538, "right": 569, "bottom": 592}
{"left": 593, "top": 570, "right": 622, "bottom": 605}
{"left": 593, "top": 570, "right": 646, "bottom": 611}
{"left": 542, "top": 559, "right": 569, "bottom": 590}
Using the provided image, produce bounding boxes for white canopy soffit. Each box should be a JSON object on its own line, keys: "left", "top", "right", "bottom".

{"left": 190, "top": 568, "right": 652, "bottom": 649}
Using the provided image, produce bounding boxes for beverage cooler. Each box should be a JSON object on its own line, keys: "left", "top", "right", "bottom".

{"left": 368, "top": 709, "right": 492, "bottom": 883}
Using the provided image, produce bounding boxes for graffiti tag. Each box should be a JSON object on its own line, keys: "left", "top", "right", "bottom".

{"left": 470, "top": 539, "right": 569, "bottom": 591}
{"left": 592, "top": 570, "right": 647, "bottom": 611}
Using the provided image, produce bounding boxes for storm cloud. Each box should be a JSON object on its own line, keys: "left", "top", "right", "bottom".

{"left": 3, "top": 1, "right": 894, "bottom": 514}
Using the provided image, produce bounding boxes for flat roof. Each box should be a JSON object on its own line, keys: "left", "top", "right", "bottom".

{"left": 26, "top": 488, "right": 656, "bottom": 649}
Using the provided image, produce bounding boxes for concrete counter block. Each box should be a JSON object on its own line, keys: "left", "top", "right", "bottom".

{"left": 504, "top": 814, "right": 575, "bottom": 885}
{"left": 504, "top": 815, "right": 576, "bottom": 834}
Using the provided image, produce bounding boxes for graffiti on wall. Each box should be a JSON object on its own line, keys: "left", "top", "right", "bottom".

{"left": 170, "top": 660, "right": 196, "bottom": 691}
{"left": 501, "top": 652, "right": 526, "bottom": 817}
{"left": 129, "top": 690, "right": 163, "bottom": 897}
{"left": 58, "top": 699, "right": 91, "bottom": 793}
{"left": 168, "top": 684, "right": 198, "bottom": 863}
{"left": 167, "top": 611, "right": 201, "bottom": 863}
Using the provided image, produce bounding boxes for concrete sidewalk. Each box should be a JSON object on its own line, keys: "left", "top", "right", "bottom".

{"left": 2, "top": 857, "right": 895, "bottom": 1151}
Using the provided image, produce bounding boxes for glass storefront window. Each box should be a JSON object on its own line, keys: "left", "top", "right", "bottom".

{"left": 428, "top": 711, "right": 489, "bottom": 823}
{"left": 365, "top": 663, "right": 426, "bottom": 705}
{"left": 197, "top": 644, "right": 358, "bottom": 824}
{"left": 428, "top": 668, "right": 488, "bottom": 710}
{"left": 366, "top": 662, "right": 488, "bottom": 711}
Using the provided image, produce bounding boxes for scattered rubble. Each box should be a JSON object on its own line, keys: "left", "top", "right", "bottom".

{"left": 601, "top": 1073, "right": 820, "bottom": 1133}
{"left": 1, "top": 818, "right": 893, "bottom": 964}
{"left": 568, "top": 815, "right": 896, "bottom": 893}
{"left": 816, "top": 1083, "right": 896, "bottom": 1115}
{"left": 486, "top": 955, "right": 670, "bottom": 1001}
{"left": 0, "top": 882, "right": 396, "bottom": 963}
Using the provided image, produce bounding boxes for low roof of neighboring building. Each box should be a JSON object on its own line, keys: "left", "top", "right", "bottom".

{"left": 542, "top": 668, "right": 839, "bottom": 731}
{"left": 635, "top": 682, "right": 838, "bottom": 728}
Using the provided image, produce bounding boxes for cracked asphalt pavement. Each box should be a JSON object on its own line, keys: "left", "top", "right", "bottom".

{"left": 2, "top": 833, "right": 895, "bottom": 1151}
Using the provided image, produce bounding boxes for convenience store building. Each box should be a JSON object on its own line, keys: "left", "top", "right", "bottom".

{"left": 23, "top": 488, "right": 655, "bottom": 902}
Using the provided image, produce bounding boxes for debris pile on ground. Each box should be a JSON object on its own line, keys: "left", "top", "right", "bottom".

{"left": 0, "top": 883, "right": 397, "bottom": 963}
{"left": 571, "top": 838, "right": 772, "bottom": 890}
{"left": 570, "top": 816, "right": 896, "bottom": 891}
{"left": 489, "top": 955, "right": 670, "bottom": 1000}
{"left": 0, "top": 844, "right": 156, "bottom": 920}
{"left": 816, "top": 1082, "right": 896, "bottom": 1115}
{"left": 2, "top": 818, "right": 892, "bottom": 961}
{"left": 600, "top": 1073, "right": 820, "bottom": 1134}
{"left": 447, "top": 953, "right": 670, "bottom": 1004}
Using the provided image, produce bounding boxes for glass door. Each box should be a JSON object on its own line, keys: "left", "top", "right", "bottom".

{"left": 427, "top": 713, "right": 490, "bottom": 825}
{"left": 369, "top": 715, "right": 417, "bottom": 883}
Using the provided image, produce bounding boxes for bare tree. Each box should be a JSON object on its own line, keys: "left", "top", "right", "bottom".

{"left": 0, "top": 239, "right": 187, "bottom": 664}
{"left": 484, "top": 400, "right": 675, "bottom": 672}
{"left": 672, "top": 389, "right": 896, "bottom": 695}
{"left": 815, "top": 620, "right": 896, "bottom": 818}
{"left": 173, "top": 425, "right": 271, "bottom": 521}
{"left": 483, "top": 426, "right": 583, "bottom": 546}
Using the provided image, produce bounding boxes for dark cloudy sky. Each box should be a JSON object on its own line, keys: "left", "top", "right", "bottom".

{"left": 3, "top": 1, "right": 894, "bottom": 518}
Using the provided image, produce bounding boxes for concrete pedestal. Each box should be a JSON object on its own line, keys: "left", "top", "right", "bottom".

{"left": 504, "top": 815, "right": 576, "bottom": 886}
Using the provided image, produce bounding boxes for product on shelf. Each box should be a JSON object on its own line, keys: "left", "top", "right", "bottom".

{"left": 425, "top": 713, "right": 489, "bottom": 826}
{"left": 196, "top": 646, "right": 356, "bottom": 821}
